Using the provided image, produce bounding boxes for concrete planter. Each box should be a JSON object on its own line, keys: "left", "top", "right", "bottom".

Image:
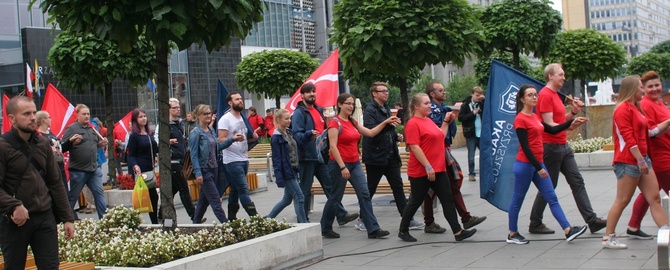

{"left": 97, "top": 223, "right": 323, "bottom": 270}
{"left": 474, "top": 150, "right": 613, "bottom": 170}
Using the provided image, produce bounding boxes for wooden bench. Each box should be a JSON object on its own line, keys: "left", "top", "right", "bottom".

{"left": 248, "top": 144, "right": 272, "bottom": 159}
{"left": 187, "top": 172, "right": 260, "bottom": 200}
{"left": 0, "top": 255, "right": 94, "bottom": 270}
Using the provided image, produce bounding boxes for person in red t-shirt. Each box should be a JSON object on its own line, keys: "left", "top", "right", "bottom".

{"left": 627, "top": 71, "right": 670, "bottom": 239}
{"left": 604, "top": 75, "right": 670, "bottom": 249}
{"left": 247, "top": 107, "right": 264, "bottom": 137}
{"left": 320, "top": 93, "right": 399, "bottom": 239}
{"left": 398, "top": 93, "right": 477, "bottom": 243}
{"left": 507, "top": 84, "right": 588, "bottom": 245}
{"left": 264, "top": 109, "right": 275, "bottom": 138}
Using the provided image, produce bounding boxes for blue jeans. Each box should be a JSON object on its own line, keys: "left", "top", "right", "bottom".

{"left": 193, "top": 167, "right": 228, "bottom": 223}
{"left": 509, "top": 161, "right": 570, "bottom": 232}
{"left": 267, "top": 176, "right": 307, "bottom": 223}
{"left": 299, "top": 160, "right": 349, "bottom": 222}
{"left": 321, "top": 161, "right": 380, "bottom": 234}
{"left": 223, "top": 161, "right": 253, "bottom": 207}
{"left": 68, "top": 168, "right": 106, "bottom": 219}
{"left": 465, "top": 137, "right": 480, "bottom": 176}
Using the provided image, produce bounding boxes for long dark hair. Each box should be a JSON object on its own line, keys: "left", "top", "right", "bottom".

{"left": 335, "top": 93, "right": 356, "bottom": 120}
{"left": 131, "top": 108, "right": 152, "bottom": 134}
{"left": 516, "top": 84, "right": 536, "bottom": 115}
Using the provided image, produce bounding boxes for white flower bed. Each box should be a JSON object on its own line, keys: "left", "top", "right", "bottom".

{"left": 569, "top": 136, "right": 612, "bottom": 153}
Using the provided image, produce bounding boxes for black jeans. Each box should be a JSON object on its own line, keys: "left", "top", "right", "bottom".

{"left": 0, "top": 211, "right": 59, "bottom": 270}
{"left": 365, "top": 163, "right": 407, "bottom": 216}
{"left": 159, "top": 162, "right": 195, "bottom": 219}
{"left": 400, "top": 172, "right": 462, "bottom": 234}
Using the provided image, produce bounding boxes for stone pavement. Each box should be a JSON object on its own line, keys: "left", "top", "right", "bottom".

{"left": 80, "top": 147, "right": 662, "bottom": 269}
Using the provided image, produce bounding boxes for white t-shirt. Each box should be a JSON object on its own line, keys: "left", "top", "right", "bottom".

{"left": 217, "top": 113, "right": 248, "bottom": 163}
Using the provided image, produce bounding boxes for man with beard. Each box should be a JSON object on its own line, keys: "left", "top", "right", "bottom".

{"left": 217, "top": 92, "right": 260, "bottom": 219}
{"left": 292, "top": 83, "right": 358, "bottom": 224}
{"left": 0, "top": 96, "right": 74, "bottom": 269}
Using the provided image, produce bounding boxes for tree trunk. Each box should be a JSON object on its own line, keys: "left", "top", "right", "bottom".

{"left": 156, "top": 42, "right": 176, "bottom": 227}
{"left": 398, "top": 79, "right": 409, "bottom": 123}
{"left": 104, "top": 82, "right": 116, "bottom": 185}
{"left": 512, "top": 47, "right": 521, "bottom": 70}
{"left": 275, "top": 96, "right": 281, "bottom": 110}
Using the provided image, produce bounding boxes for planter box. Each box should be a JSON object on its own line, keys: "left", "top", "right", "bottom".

{"left": 97, "top": 223, "right": 323, "bottom": 270}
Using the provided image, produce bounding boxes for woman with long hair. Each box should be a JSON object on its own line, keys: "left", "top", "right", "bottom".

{"left": 506, "top": 85, "right": 588, "bottom": 244}
{"left": 126, "top": 108, "right": 159, "bottom": 224}
{"left": 626, "top": 71, "right": 670, "bottom": 239}
{"left": 267, "top": 109, "right": 310, "bottom": 222}
{"left": 398, "top": 93, "right": 476, "bottom": 242}
{"left": 189, "top": 104, "right": 230, "bottom": 223}
{"left": 321, "top": 93, "right": 399, "bottom": 239}
{"left": 604, "top": 75, "right": 670, "bottom": 249}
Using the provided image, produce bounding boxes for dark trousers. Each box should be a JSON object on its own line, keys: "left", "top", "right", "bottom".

{"left": 423, "top": 158, "right": 471, "bottom": 224}
{"left": 400, "top": 172, "right": 462, "bottom": 233}
{"left": 171, "top": 162, "right": 195, "bottom": 217}
{"left": 193, "top": 167, "right": 228, "bottom": 223}
{"left": 0, "top": 211, "right": 59, "bottom": 270}
{"left": 530, "top": 143, "right": 597, "bottom": 227}
{"left": 299, "top": 160, "right": 348, "bottom": 222}
{"left": 365, "top": 163, "right": 407, "bottom": 215}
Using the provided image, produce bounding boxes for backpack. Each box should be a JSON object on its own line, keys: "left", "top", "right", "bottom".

{"left": 316, "top": 117, "right": 342, "bottom": 164}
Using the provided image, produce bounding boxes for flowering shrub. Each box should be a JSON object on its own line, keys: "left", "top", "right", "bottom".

{"left": 568, "top": 136, "right": 612, "bottom": 153}
{"left": 117, "top": 174, "right": 135, "bottom": 190}
{"left": 57, "top": 206, "right": 290, "bottom": 267}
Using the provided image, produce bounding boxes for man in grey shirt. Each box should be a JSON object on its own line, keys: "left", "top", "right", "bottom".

{"left": 61, "top": 104, "right": 108, "bottom": 219}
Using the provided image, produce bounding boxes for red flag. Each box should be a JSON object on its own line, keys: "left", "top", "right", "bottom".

{"left": 286, "top": 49, "right": 339, "bottom": 113}
{"left": 2, "top": 95, "right": 10, "bottom": 133}
{"left": 113, "top": 111, "right": 132, "bottom": 143}
{"left": 41, "top": 84, "right": 76, "bottom": 138}
{"left": 26, "top": 63, "right": 34, "bottom": 98}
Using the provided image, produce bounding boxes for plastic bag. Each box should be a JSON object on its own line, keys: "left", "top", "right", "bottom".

{"left": 132, "top": 174, "right": 153, "bottom": 213}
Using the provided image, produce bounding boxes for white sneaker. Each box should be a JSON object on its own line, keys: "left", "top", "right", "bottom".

{"left": 409, "top": 219, "right": 425, "bottom": 230}
{"left": 354, "top": 220, "right": 366, "bottom": 231}
{"left": 602, "top": 234, "right": 627, "bottom": 249}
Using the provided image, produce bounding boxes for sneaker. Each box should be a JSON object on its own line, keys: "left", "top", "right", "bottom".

{"left": 506, "top": 233, "right": 530, "bottom": 244}
{"left": 463, "top": 216, "right": 487, "bottom": 229}
{"left": 455, "top": 229, "right": 477, "bottom": 241}
{"left": 409, "top": 219, "right": 425, "bottom": 230}
{"left": 355, "top": 220, "right": 367, "bottom": 231}
{"left": 565, "top": 225, "right": 587, "bottom": 242}
{"left": 627, "top": 228, "right": 654, "bottom": 240}
{"left": 368, "top": 229, "right": 390, "bottom": 239}
{"left": 398, "top": 231, "right": 417, "bottom": 242}
{"left": 602, "top": 234, "right": 627, "bottom": 249}
{"left": 469, "top": 175, "right": 476, "bottom": 182}
{"left": 338, "top": 213, "right": 359, "bottom": 226}
{"left": 424, "top": 222, "right": 447, "bottom": 234}
{"left": 589, "top": 217, "right": 607, "bottom": 233}
{"left": 200, "top": 217, "right": 207, "bottom": 224}
{"left": 529, "top": 223, "right": 555, "bottom": 234}
{"left": 322, "top": 230, "right": 340, "bottom": 239}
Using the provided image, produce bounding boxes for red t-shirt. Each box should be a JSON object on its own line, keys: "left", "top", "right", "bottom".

{"left": 248, "top": 114, "right": 264, "bottom": 135}
{"left": 514, "top": 113, "right": 545, "bottom": 163}
{"left": 405, "top": 116, "right": 447, "bottom": 178}
{"left": 613, "top": 102, "right": 649, "bottom": 165}
{"left": 307, "top": 107, "right": 325, "bottom": 133}
{"left": 536, "top": 87, "right": 567, "bottom": 144}
{"left": 641, "top": 96, "right": 670, "bottom": 172}
{"left": 328, "top": 116, "right": 360, "bottom": 163}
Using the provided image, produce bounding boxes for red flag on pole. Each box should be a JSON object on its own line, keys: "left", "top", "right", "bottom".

{"left": 2, "top": 95, "right": 11, "bottom": 133}
{"left": 42, "top": 84, "right": 77, "bottom": 138}
{"left": 25, "top": 63, "right": 34, "bottom": 98}
{"left": 286, "top": 49, "right": 339, "bottom": 113}
{"left": 113, "top": 111, "right": 132, "bottom": 143}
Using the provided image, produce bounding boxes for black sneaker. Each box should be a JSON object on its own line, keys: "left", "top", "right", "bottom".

{"left": 627, "top": 228, "right": 654, "bottom": 240}
{"left": 565, "top": 225, "right": 587, "bottom": 242}
{"left": 398, "top": 231, "right": 417, "bottom": 242}
{"left": 506, "top": 233, "right": 529, "bottom": 244}
{"left": 368, "top": 229, "right": 390, "bottom": 239}
{"left": 529, "top": 223, "right": 555, "bottom": 234}
{"left": 338, "top": 213, "right": 359, "bottom": 226}
{"left": 455, "top": 229, "right": 477, "bottom": 241}
{"left": 322, "top": 230, "right": 340, "bottom": 239}
{"left": 589, "top": 217, "right": 607, "bottom": 233}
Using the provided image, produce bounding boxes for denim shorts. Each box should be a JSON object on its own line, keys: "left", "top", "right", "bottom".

{"left": 613, "top": 156, "right": 652, "bottom": 179}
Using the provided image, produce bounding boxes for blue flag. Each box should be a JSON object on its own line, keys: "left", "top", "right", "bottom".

{"left": 216, "top": 79, "right": 230, "bottom": 122}
{"left": 480, "top": 60, "right": 547, "bottom": 212}
{"left": 147, "top": 78, "right": 156, "bottom": 92}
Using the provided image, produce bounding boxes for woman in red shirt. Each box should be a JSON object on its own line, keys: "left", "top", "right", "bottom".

{"left": 507, "top": 85, "right": 588, "bottom": 245}
{"left": 627, "top": 71, "right": 670, "bottom": 239}
{"left": 398, "top": 93, "right": 477, "bottom": 242}
{"left": 605, "top": 75, "right": 670, "bottom": 249}
{"left": 320, "top": 93, "right": 399, "bottom": 239}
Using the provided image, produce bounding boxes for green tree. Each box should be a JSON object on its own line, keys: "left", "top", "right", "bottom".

{"left": 48, "top": 29, "right": 154, "bottom": 183}
{"left": 331, "top": 0, "right": 484, "bottom": 111}
{"left": 348, "top": 81, "right": 401, "bottom": 109}
{"left": 480, "top": 0, "right": 562, "bottom": 69}
{"left": 474, "top": 50, "right": 533, "bottom": 89}
{"left": 235, "top": 49, "right": 318, "bottom": 108}
{"left": 544, "top": 29, "right": 627, "bottom": 95}
{"left": 445, "top": 74, "right": 479, "bottom": 106}
{"left": 38, "top": 0, "right": 264, "bottom": 224}
{"left": 628, "top": 52, "right": 670, "bottom": 79}
{"left": 650, "top": 40, "right": 670, "bottom": 54}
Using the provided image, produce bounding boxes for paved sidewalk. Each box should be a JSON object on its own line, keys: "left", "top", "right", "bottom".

{"left": 81, "top": 147, "right": 662, "bottom": 269}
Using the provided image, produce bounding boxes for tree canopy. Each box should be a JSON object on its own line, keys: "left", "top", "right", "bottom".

{"left": 650, "top": 40, "right": 670, "bottom": 54}
{"left": 331, "top": 0, "right": 484, "bottom": 109}
{"left": 627, "top": 52, "right": 670, "bottom": 79}
{"left": 473, "top": 50, "right": 533, "bottom": 89}
{"left": 235, "top": 49, "right": 318, "bottom": 108}
{"left": 480, "top": 0, "right": 561, "bottom": 69}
